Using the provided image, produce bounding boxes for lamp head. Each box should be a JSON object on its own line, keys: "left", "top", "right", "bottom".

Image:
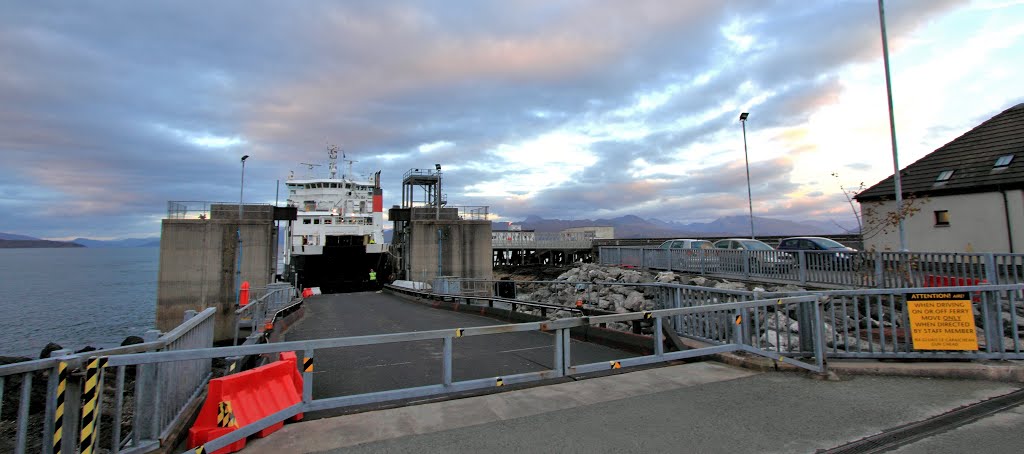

{"left": 739, "top": 112, "right": 749, "bottom": 121}
{"left": 435, "top": 163, "right": 441, "bottom": 171}
{"left": 241, "top": 155, "right": 250, "bottom": 162}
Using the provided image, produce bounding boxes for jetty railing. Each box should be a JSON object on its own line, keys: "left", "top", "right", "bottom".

{"left": 234, "top": 284, "right": 296, "bottom": 346}
{"left": 0, "top": 307, "right": 215, "bottom": 454}
{"left": 435, "top": 276, "right": 1024, "bottom": 361}
{"left": 58, "top": 294, "right": 820, "bottom": 454}
{"left": 600, "top": 247, "right": 1024, "bottom": 289}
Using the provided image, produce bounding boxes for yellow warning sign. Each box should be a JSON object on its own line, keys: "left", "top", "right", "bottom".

{"left": 907, "top": 292, "right": 978, "bottom": 351}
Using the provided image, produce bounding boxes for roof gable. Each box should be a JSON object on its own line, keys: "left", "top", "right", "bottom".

{"left": 855, "top": 102, "right": 1024, "bottom": 202}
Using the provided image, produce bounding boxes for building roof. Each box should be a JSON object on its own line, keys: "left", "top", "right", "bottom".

{"left": 856, "top": 102, "right": 1024, "bottom": 202}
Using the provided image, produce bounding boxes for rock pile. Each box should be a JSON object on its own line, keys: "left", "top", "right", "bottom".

{"left": 503, "top": 263, "right": 1020, "bottom": 354}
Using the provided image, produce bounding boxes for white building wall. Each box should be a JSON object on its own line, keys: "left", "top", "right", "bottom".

{"left": 861, "top": 190, "right": 1024, "bottom": 253}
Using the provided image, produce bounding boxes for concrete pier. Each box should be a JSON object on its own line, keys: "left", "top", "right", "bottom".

{"left": 156, "top": 204, "right": 281, "bottom": 341}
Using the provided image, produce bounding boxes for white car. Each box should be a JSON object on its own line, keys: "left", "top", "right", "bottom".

{"left": 659, "top": 239, "right": 714, "bottom": 250}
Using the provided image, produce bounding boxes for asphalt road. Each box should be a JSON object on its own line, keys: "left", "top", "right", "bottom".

{"left": 284, "top": 291, "right": 635, "bottom": 412}
{"left": 247, "top": 362, "right": 1022, "bottom": 454}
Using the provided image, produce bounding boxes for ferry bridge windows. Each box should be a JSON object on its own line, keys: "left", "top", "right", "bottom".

{"left": 303, "top": 219, "right": 312, "bottom": 224}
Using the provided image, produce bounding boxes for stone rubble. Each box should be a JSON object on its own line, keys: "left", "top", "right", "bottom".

{"left": 503, "top": 263, "right": 1010, "bottom": 353}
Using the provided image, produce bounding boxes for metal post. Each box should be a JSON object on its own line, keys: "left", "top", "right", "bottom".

{"left": 654, "top": 317, "right": 664, "bottom": 356}
{"left": 442, "top": 337, "right": 453, "bottom": 386}
{"left": 63, "top": 357, "right": 84, "bottom": 454}
{"left": 878, "top": 0, "right": 907, "bottom": 251}
{"left": 303, "top": 349, "right": 314, "bottom": 403}
{"left": 798, "top": 251, "right": 807, "bottom": 285}
{"left": 553, "top": 329, "right": 564, "bottom": 377}
{"left": 812, "top": 298, "right": 827, "bottom": 372}
{"left": 985, "top": 253, "right": 999, "bottom": 284}
{"left": 741, "top": 115, "right": 755, "bottom": 239}
{"left": 134, "top": 329, "right": 160, "bottom": 442}
{"left": 875, "top": 251, "right": 885, "bottom": 288}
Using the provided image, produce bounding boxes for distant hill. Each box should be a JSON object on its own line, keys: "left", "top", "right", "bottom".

{"left": 0, "top": 239, "right": 85, "bottom": 249}
{"left": 0, "top": 232, "right": 40, "bottom": 241}
{"left": 498, "top": 215, "right": 856, "bottom": 238}
{"left": 71, "top": 237, "right": 160, "bottom": 248}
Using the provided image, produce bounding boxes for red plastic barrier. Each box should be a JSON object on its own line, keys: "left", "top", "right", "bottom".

{"left": 238, "top": 281, "right": 250, "bottom": 307}
{"left": 301, "top": 287, "right": 313, "bottom": 298}
{"left": 188, "top": 355, "right": 304, "bottom": 453}
{"left": 923, "top": 275, "right": 986, "bottom": 302}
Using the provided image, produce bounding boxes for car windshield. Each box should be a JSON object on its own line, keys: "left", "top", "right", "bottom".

{"left": 738, "top": 240, "right": 773, "bottom": 251}
{"left": 810, "top": 238, "right": 846, "bottom": 249}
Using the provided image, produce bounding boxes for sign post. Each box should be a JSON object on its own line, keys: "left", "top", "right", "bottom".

{"left": 907, "top": 292, "right": 978, "bottom": 351}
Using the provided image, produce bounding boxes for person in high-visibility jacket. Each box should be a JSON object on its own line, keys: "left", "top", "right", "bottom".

{"left": 369, "top": 269, "right": 377, "bottom": 290}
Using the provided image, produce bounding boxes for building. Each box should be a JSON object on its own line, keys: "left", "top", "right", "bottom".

{"left": 855, "top": 102, "right": 1024, "bottom": 253}
{"left": 561, "top": 226, "right": 615, "bottom": 240}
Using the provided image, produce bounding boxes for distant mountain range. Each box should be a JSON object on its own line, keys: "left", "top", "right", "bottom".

{"left": 0, "top": 232, "right": 160, "bottom": 248}
{"left": 495, "top": 215, "right": 856, "bottom": 238}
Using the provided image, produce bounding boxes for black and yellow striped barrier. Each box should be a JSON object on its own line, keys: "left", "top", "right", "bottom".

{"left": 79, "top": 356, "right": 108, "bottom": 454}
{"left": 303, "top": 355, "right": 314, "bottom": 373}
{"left": 53, "top": 361, "right": 68, "bottom": 454}
{"left": 217, "top": 401, "right": 238, "bottom": 428}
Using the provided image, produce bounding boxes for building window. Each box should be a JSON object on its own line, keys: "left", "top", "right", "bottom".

{"left": 995, "top": 154, "right": 1014, "bottom": 168}
{"left": 934, "top": 210, "right": 950, "bottom": 226}
{"left": 936, "top": 170, "right": 954, "bottom": 182}
{"left": 302, "top": 219, "right": 311, "bottom": 224}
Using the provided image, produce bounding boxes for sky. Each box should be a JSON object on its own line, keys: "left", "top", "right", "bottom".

{"left": 1, "top": 1, "right": 1022, "bottom": 240}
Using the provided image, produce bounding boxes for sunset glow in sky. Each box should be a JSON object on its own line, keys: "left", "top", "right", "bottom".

{"left": 1, "top": 1, "right": 1022, "bottom": 239}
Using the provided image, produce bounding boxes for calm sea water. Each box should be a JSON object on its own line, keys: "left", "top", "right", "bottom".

{"left": 0, "top": 247, "right": 158, "bottom": 358}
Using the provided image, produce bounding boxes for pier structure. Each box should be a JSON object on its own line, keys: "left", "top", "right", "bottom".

{"left": 156, "top": 201, "right": 295, "bottom": 341}
{"left": 389, "top": 167, "right": 493, "bottom": 283}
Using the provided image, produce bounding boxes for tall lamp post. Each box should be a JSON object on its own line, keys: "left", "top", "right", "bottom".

{"left": 236, "top": 154, "right": 250, "bottom": 306}
{"left": 239, "top": 155, "right": 250, "bottom": 219}
{"left": 739, "top": 112, "right": 755, "bottom": 239}
{"left": 877, "top": 0, "right": 907, "bottom": 251}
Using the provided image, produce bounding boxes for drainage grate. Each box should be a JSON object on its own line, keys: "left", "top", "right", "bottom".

{"left": 819, "top": 387, "right": 1024, "bottom": 454}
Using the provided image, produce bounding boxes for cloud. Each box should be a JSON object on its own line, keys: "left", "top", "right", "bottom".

{"left": 0, "top": 0, "right": 1002, "bottom": 239}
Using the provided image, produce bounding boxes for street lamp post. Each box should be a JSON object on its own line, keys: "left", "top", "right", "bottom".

{"left": 739, "top": 112, "right": 755, "bottom": 239}
{"left": 877, "top": 0, "right": 907, "bottom": 251}
{"left": 239, "top": 155, "right": 250, "bottom": 220}
{"left": 236, "top": 154, "right": 249, "bottom": 307}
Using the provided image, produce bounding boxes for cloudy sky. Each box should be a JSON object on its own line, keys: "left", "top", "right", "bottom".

{"left": 1, "top": 1, "right": 1022, "bottom": 240}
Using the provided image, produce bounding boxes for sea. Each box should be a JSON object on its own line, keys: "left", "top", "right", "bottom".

{"left": 0, "top": 247, "right": 158, "bottom": 358}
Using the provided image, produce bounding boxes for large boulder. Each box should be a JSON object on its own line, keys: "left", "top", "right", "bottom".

{"left": 714, "top": 281, "right": 747, "bottom": 291}
{"left": 655, "top": 272, "right": 677, "bottom": 283}
{"left": 623, "top": 292, "right": 646, "bottom": 311}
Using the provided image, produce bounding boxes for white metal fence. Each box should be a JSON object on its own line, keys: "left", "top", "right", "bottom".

{"left": 600, "top": 247, "right": 1024, "bottom": 289}
{"left": 0, "top": 308, "right": 215, "bottom": 454}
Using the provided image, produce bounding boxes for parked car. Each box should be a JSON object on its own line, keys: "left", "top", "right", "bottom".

{"left": 777, "top": 237, "right": 857, "bottom": 268}
{"left": 713, "top": 238, "right": 794, "bottom": 271}
{"left": 659, "top": 239, "right": 714, "bottom": 250}
{"left": 658, "top": 239, "right": 718, "bottom": 271}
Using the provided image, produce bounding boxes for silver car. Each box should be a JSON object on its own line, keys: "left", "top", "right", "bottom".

{"left": 713, "top": 238, "right": 794, "bottom": 271}
{"left": 658, "top": 239, "right": 719, "bottom": 271}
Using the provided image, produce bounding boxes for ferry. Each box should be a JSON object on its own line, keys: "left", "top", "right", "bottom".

{"left": 282, "top": 146, "right": 391, "bottom": 292}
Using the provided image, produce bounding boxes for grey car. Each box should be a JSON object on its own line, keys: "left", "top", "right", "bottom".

{"left": 777, "top": 237, "right": 857, "bottom": 268}
{"left": 713, "top": 238, "right": 794, "bottom": 271}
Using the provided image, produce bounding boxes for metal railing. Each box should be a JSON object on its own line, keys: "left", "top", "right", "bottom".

{"left": 492, "top": 232, "right": 595, "bottom": 249}
{"left": 408, "top": 205, "right": 490, "bottom": 221}
{"left": 166, "top": 201, "right": 273, "bottom": 220}
{"left": 434, "top": 276, "right": 1024, "bottom": 362}
{"left": 59, "top": 293, "right": 820, "bottom": 454}
{"left": 600, "top": 247, "right": 1024, "bottom": 289}
{"left": 0, "top": 308, "right": 215, "bottom": 454}
{"left": 234, "top": 284, "right": 297, "bottom": 346}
